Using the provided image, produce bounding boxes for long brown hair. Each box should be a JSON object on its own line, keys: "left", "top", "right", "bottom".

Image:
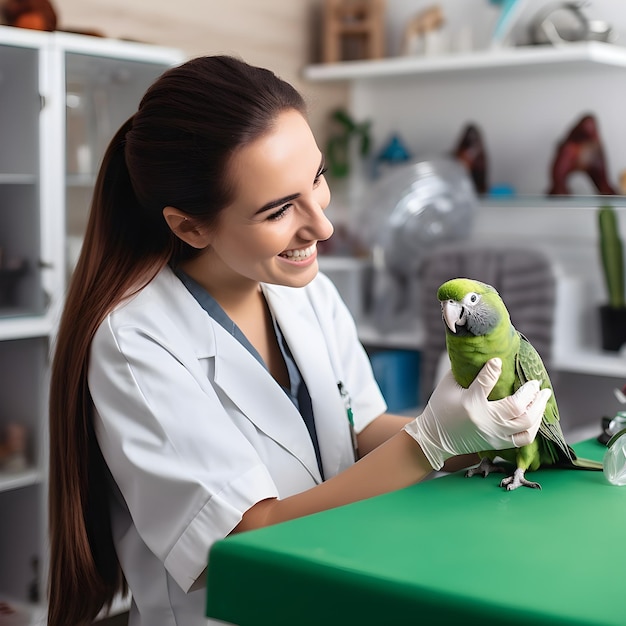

{"left": 48, "top": 55, "right": 306, "bottom": 625}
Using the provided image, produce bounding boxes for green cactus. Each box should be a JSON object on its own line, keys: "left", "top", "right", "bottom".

{"left": 598, "top": 205, "right": 625, "bottom": 309}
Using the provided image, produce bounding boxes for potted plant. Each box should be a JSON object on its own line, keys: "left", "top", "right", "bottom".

{"left": 326, "top": 108, "right": 371, "bottom": 179}
{"left": 598, "top": 205, "right": 626, "bottom": 351}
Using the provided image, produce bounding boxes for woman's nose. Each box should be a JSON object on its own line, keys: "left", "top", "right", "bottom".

{"left": 301, "top": 202, "right": 334, "bottom": 242}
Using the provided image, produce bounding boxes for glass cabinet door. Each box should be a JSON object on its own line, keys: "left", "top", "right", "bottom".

{"left": 0, "top": 43, "right": 44, "bottom": 318}
{"left": 65, "top": 52, "right": 174, "bottom": 278}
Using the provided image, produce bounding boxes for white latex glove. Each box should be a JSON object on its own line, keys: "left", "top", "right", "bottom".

{"left": 404, "top": 358, "right": 550, "bottom": 470}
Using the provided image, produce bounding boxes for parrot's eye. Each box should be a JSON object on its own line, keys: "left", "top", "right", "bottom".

{"left": 464, "top": 292, "right": 480, "bottom": 305}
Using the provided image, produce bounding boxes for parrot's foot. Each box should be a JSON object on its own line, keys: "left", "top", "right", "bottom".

{"left": 465, "top": 457, "right": 507, "bottom": 478}
{"left": 500, "top": 468, "right": 542, "bottom": 491}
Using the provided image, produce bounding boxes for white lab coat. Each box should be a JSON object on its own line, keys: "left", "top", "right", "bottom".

{"left": 88, "top": 266, "right": 387, "bottom": 626}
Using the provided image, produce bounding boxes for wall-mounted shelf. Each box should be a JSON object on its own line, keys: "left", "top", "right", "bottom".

{"left": 479, "top": 196, "right": 626, "bottom": 209}
{"left": 357, "top": 318, "right": 424, "bottom": 351}
{"left": 553, "top": 348, "right": 625, "bottom": 378}
{"left": 0, "top": 317, "right": 54, "bottom": 341}
{"left": 0, "top": 468, "right": 42, "bottom": 494}
{"left": 0, "top": 174, "right": 37, "bottom": 185}
{"left": 304, "top": 41, "right": 626, "bottom": 82}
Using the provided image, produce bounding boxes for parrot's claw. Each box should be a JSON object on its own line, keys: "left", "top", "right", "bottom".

{"left": 500, "top": 468, "right": 542, "bottom": 491}
{"left": 465, "top": 457, "right": 506, "bottom": 478}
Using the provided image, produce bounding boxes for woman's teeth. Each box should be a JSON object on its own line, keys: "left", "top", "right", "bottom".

{"left": 281, "top": 244, "right": 316, "bottom": 260}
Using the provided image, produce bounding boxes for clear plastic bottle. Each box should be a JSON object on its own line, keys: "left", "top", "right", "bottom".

{"left": 603, "top": 429, "right": 626, "bottom": 486}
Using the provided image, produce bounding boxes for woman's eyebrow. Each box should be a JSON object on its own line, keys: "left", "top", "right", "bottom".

{"left": 255, "top": 192, "right": 300, "bottom": 215}
{"left": 254, "top": 156, "right": 325, "bottom": 215}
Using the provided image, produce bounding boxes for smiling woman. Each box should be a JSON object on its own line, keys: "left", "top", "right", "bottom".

{"left": 170, "top": 109, "right": 334, "bottom": 299}
{"left": 47, "top": 54, "right": 550, "bottom": 626}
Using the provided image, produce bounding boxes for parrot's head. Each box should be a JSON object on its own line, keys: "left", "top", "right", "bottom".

{"left": 437, "top": 278, "right": 509, "bottom": 337}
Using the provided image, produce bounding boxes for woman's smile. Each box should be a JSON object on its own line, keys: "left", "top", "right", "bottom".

{"left": 279, "top": 243, "right": 318, "bottom": 265}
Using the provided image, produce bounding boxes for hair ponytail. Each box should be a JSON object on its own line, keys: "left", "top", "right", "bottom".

{"left": 48, "top": 118, "right": 168, "bottom": 626}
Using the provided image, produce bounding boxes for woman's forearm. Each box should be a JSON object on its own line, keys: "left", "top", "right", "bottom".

{"left": 233, "top": 429, "right": 432, "bottom": 533}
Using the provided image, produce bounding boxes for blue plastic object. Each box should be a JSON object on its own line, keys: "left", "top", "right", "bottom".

{"left": 369, "top": 349, "right": 420, "bottom": 412}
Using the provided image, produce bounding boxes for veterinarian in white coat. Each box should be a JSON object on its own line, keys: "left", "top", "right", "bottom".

{"left": 88, "top": 267, "right": 386, "bottom": 624}
{"left": 47, "top": 55, "right": 548, "bottom": 626}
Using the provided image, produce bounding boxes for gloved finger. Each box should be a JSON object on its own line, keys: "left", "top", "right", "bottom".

{"left": 490, "top": 384, "right": 549, "bottom": 433}
{"left": 512, "top": 394, "right": 547, "bottom": 446}
{"left": 469, "top": 358, "right": 502, "bottom": 397}
{"left": 511, "top": 429, "right": 533, "bottom": 447}
{"left": 500, "top": 379, "right": 541, "bottom": 417}
{"left": 506, "top": 388, "right": 550, "bottom": 444}
{"left": 525, "top": 388, "right": 551, "bottom": 434}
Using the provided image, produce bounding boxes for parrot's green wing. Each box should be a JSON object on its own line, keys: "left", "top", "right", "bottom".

{"left": 516, "top": 333, "right": 601, "bottom": 470}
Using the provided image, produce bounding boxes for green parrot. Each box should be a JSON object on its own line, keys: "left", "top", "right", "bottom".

{"left": 437, "top": 277, "right": 602, "bottom": 490}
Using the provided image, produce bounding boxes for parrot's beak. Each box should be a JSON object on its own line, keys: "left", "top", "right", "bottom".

{"left": 441, "top": 300, "right": 464, "bottom": 333}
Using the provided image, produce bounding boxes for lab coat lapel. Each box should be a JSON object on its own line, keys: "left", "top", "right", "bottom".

{"left": 263, "top": 284, "right": 351, "bottom": 478}
{"left": 210, "top": 319, "right": 324, "bottom": 484}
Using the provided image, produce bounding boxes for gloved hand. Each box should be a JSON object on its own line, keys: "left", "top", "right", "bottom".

{"left": 404, "top": 358, "right": 550, "bottom": 470}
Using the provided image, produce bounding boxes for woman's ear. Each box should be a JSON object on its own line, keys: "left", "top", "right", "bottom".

{"left": 162, "top": 206, "right": 211, "bottom": 249}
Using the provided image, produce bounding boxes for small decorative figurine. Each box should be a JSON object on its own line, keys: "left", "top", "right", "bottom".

{"left": 0, "top": 422, "right": 28, "bottom": 472}
{"left": 2, "top": 0, "right": 58, "bottom": 31}
{"left": 452, "top": 123, "right": 488, "bottom": 194}
{"left": 369, "top": 133, "right": 411, "bottom": 180}
{"left": 547, "top": 113, "right": 616, "bottom": 195}
{"left": 322, "top": 0, "right": 385, "bottom": 63}
{"left": 401, "top": 4, "right": 445, "bottom": 55}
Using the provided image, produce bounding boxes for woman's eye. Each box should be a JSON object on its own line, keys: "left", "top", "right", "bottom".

{"left": 314, "top": 167, "right": 328, "bottom": 187}
{"left": 267, "top": 205, "right": 291, "bottom": 221}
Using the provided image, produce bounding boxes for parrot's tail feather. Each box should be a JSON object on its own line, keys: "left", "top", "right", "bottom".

{"left": 552, "top": 457, "right": 603, "bottom": 470}
{"left": 569, "top": 457, "right": 603, "bottom": 471}
{"left": 539, "top": 421, "right": 573, "bottom": 462}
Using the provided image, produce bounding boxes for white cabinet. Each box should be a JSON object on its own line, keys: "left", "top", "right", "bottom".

{"left": 0, "top": 25, "right": 182, "bottom": 621}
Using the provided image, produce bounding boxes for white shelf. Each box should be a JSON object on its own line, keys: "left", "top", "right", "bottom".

{"left": 357, "top": 318, "right": 424, "bottom": 350}
{"left": 553, "top": 348, "right": 626, "bottom": 378}
{"left": 0, "top": 174, "right": 37, "bottom": 185}
{"left": 0, "top": 316, "right": 55, "bottom": 341}
{"left": 479, "top": 196, "right": 626, "bottom": 209}
{"left": 0, "top": 468, "right": 42, "bottom": 494}
{"left": 304, "top": 41, "right": 626, "bottom": 82}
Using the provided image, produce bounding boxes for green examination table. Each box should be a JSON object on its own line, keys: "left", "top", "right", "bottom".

{"left": 206, "top": 439, "right": 625, "bottom": 625}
